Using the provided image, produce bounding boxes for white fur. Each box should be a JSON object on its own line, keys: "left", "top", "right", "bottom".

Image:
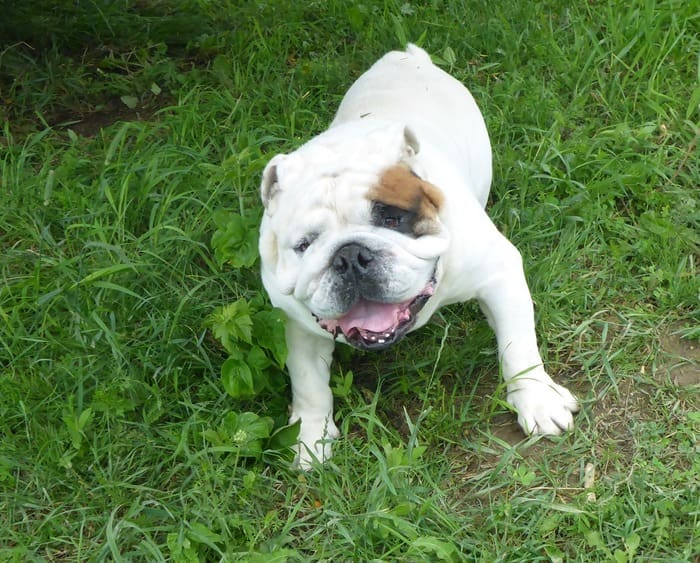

{"left": 259, "top": 45, "right": 579, "bottom": 468}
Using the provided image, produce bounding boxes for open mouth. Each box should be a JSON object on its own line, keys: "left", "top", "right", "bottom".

{"left": 316, "top": 279, "right": 435, "bottom": 350}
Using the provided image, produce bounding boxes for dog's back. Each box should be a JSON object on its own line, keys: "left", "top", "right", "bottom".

{"left": 331, "top": 44, "right": 492, "bottom": 207}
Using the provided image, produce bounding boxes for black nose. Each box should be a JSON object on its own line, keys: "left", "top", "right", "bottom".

{"left": 332, "top": 243, "right": 374, "bottom": 276}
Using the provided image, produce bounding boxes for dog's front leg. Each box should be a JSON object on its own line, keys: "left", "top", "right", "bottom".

{"left": 476, "top": 241, "right": 579, "bottom": 436}
{"left": 285, "top": 319, "right": 338, "bottom": 468}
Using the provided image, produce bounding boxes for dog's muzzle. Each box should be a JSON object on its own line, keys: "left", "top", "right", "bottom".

{"left": 314, "top": 242, "right": 436, "bottom": 350}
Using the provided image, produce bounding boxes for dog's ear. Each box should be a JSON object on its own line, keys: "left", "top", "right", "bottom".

{"left": 402, "top": 126, "right": 420, "bottom": 158}
{"left": 261, "top": 154, "right": 287, "bottom": 211}
{"left": 401, "top": 126, "right": 427, "bottom": 178}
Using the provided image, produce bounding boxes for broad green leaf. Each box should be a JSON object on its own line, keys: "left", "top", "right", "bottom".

{"left": 221, "top": 357, "right": 255, "bottom": 398}
{"left": 231, "top": 412, "right": 274, "bottom": 441}
{"left": 167, "top": 533, "right": 200, "bottom": 563}
{"left": 585, "top": 530, "right": 606, "bottom": 549}
{"left": 63, "top": 408, "right": 94, "bottom": 450}
{"left": 544, "top": 544, "right": 565, "bottom": 563}
{"left": 247, "top": 345, "right": 270, "bottom": 373}
{"left": 443, "top": 46, "right": 456, "bottom": 66}
{"left": 221, "top": 411, "right": 274, "bottom": 457}
{"left": 266, "top": 419, "right": 300, "bottom": 452}
{"left": 252, "top": 309, "right": 287, "bottom": 368}
{"left": 625, "top": 532, "right": 640, "bottom": 557}
{"left": 211, "top": 210, "right": 259, "bottom": 268}
{"left": 409, "top": 536, "right": 458, "bottom": 561}
{"left": 120, "top": 95, "right": 138, "bottom": 109}
{"left": 209, "top": 299, "right": 253, "bottom": 349}
{"left": 202, "top": 429, "right": 224, "bottom": 447}
{"left": 62, "top": 415, "right": 81, "bottom": 450}
{"left": 187, "top": 522, "right": 223, "bottom": 547}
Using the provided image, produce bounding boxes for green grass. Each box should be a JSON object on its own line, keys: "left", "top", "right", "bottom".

{"left": 1, "top": 0, "right": 698, "bottom": 560}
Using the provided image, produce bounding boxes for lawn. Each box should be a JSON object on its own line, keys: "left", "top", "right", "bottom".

{"left": 1, "top": 1, "right": 698, "bottom": 561}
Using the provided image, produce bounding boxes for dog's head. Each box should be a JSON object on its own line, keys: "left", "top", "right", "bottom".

{"left": 259, "top": 122, "right": 449, "bottom": 350}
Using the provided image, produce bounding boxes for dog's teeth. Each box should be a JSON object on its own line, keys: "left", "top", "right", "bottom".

{"left": 378, "top": 339, "right": 385, "bottom": 344}
{"left": 384, "top": 333, "right": 391, "bottom": 338}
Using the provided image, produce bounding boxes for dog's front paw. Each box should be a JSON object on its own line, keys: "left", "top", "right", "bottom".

{"left": 507, "top": 377, "right": 580, "bottom": 436}
{"left": 292, "top": 416, "right": 339, "bottom": 470}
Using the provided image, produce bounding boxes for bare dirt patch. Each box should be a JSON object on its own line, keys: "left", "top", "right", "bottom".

{"left": 657, "top": 327, "right": 700, "bottom": 387}
{"left": 49, "top": 96, "right": 174, "bottom": 137}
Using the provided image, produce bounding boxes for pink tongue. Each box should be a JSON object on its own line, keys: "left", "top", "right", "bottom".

{"left": 337, "top": 298, "right": 411, "bottom": 334}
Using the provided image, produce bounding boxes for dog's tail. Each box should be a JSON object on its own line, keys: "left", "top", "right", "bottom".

{"left": 405, "top": 43, "right": 432, "bottom": 62}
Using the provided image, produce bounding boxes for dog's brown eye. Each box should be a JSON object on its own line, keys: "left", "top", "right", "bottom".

{"left": 294, "top": 238, "right": 311, "bottom": 253}
{"left": 372, "top": 203, "right": 415, "bottom": 235}
{"left": 383, "top": 216, "right": 402, "bottom": 229}
{"left": 294, "top": 233, "right": 318, "bottom": 254}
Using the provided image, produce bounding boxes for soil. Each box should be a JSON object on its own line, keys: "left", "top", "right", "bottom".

{"left": 49, "top": 96, "right": 173, "bottom": 137}
{"left": 657, "top": 328, "right": 700, "bottom": 387}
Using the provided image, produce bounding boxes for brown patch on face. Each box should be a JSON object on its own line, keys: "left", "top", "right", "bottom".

{"left": 367, "top": 165, "right": 444, "bottom": 236}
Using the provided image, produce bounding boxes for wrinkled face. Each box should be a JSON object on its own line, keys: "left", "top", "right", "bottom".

{"left": 259, "top": 123, "right": 449, "bottom": 350}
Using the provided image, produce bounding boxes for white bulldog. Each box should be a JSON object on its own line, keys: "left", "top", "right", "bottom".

{"left": 259, "top": 45, "right": 579, "bottom": 468}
